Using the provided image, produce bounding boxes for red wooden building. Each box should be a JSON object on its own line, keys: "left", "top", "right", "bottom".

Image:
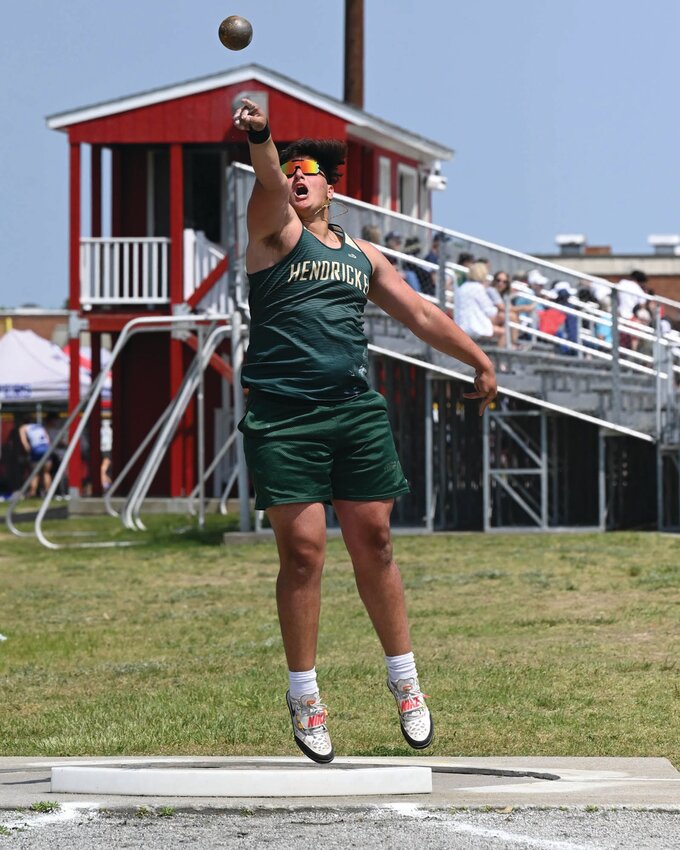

{"left": 47, "top": 63, "right": 452, "bottom": 497}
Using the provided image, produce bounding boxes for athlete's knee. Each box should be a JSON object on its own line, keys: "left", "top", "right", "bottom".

{"left": 278, "top": 537, "right": 325, "bottom": 584}
{"left": 360, "top": 522, "right": 393, "bottom": 569}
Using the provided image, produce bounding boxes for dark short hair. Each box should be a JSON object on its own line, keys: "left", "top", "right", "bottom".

{"left": 577, "top": 286, "right": 598, "bottom": 303}
{"left": 457, "top": 252, "right": 474, "bottom": 265}
{"left": 629, "top": 269, "right": 648, "bottom": 285}
{"left": 278, "top": 138, "right": 347, "bottom": 185}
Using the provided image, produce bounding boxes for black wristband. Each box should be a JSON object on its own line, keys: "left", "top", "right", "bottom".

{"left": 248, "top": 122, "right": 270, "bottom": 144}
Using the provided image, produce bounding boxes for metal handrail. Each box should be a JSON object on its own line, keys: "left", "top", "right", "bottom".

{"left": 230, "top": 161, "right": 680, "bottom": 315}
{"left": 187, "top": 429, "right": 238, "bottom": 515}
{"left": 103, "top": 335, "right": 229, "bottom": 520}
{"left": 121, "top": 322, "right": 233, "bottom": 531}
{"left": 579, "top": 330, "right": 680, "bottom": 375}
{"left": 33, "top": 314, "right": 228, "bottom": 550}
{"left": 218, "top": 464, "right": 241, "bottom": 516}
{"left": 512, "top": 283, "right": 676, "bottom": 341}
{"left": 368, "top": 343, "right": 655, "bottom": 443}
{"left": 120, "top": 354, "right": 209, "bottom": 531}
{"left": 103, "top": 399, "right": 175, "bottom": 517}
{"left": 506, "top": 322, "right": 669, "bottom": 378}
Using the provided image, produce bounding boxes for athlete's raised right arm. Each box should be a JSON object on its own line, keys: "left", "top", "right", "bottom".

{"left": 233, "top": 98, "right": 300, "bottom": 254}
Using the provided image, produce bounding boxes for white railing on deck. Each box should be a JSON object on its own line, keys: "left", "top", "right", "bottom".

{"left": 80, "top": 237, "right": 170, "bottom": 306}
{"left": 183, "top": 229, "right": 229, "bottom": 313}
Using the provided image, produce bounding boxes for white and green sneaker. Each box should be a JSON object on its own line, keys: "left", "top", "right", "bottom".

{"left": 285, "top": 691, "right": 335, "bottom": 764}
{"left": 387, "top": 677, "right": 434, "bottom": 749}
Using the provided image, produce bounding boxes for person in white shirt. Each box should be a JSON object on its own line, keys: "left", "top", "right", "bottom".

{"left": 616, "top": 270, "right": 648, "bottom": 320}
{"left": 455, "top": 262, "right": 504, "bottom": 343}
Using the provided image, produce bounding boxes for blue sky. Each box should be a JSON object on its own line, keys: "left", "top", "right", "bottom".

{"left": 2, "top": 0, "right": 679, "bottom": 307}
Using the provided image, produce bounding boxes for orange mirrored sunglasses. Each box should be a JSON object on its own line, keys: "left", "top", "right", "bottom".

{"left": 281, "top": 158, "right": 326, "bottom": 178}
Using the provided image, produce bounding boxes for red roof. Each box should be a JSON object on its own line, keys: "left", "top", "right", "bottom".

{"left": 47, "top": 64, "right": 453, "bottom": 164}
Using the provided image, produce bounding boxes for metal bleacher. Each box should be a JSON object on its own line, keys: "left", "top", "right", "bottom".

{"left": 227, "top": 163, "right": 680, "bottom": 532}
{"left": 9, "top": 163, "right": 680, "bottom": 548}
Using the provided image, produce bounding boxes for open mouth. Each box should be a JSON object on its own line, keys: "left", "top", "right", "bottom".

{"left": 294, "top": 184, "right": 308, "bottom": 198}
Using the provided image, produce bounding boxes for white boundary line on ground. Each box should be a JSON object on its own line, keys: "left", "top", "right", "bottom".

{"left": 386, "top": 803, "right": 596, "bottom": 850}
{"left": 0, "top": 802, "right": 100, "bottom": 832}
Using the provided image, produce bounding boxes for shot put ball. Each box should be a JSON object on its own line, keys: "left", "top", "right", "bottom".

{"left": 218, "top": 16, "right": 253, "bottom": 50}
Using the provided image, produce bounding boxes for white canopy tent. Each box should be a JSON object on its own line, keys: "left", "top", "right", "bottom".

{"left": 0, "top": 329, "right": 105, "bottom": 403}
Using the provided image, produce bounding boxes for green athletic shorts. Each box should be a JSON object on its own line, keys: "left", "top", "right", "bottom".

{"left": 238, "top": 389, "right": 410, "bottom": 510}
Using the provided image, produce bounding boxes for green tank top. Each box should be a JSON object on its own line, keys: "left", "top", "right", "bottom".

{"left": 242, "top": 224, "right": 373, "bottom": 402}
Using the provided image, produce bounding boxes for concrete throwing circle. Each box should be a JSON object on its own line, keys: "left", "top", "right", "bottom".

{"left": 51, "top": 762, "right": 432, "bottom": 797}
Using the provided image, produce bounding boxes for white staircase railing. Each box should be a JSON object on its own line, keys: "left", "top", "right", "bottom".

{"left": 183, "top": 229, "right": 229, "bottom": 312}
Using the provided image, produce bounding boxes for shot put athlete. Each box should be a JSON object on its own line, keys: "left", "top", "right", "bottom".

{"left": 233, "top": 97, "right": 497, "bottom": 763}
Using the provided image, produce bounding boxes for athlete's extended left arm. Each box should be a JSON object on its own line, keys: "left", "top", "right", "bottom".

{"left": 364, "top": 244, "right": 497, "bottom": 414}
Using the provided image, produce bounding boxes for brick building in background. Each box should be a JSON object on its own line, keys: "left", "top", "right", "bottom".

{"left": 0, "top": 309, "right": 69, "bottom": 345}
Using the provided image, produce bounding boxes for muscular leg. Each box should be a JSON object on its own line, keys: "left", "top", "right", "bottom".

{"left": 267, "top": 502, "right": 327, "bottom": 672}
{"left": 332, "top": 499, "right": 411, "bottom": 656}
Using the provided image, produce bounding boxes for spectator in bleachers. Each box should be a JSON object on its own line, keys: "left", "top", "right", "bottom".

{"left": 575, "top": 285, "right": 601, "bottom": 339}
{"left": 630, "top": 303, "right": 654, "bottom": 356}
{"left": 466, "top": 261, "right": 490, "bottom": 285}
{"left": 423, "top": 232, "right": 451, "bottom": 265}
{"left": 403, "top": 236, "right": 435, "bottom": 296}
{"left": 383, "top": 230, "right": 421, "bottom": 293}
{"left": 488, "top": 271, "right": 521, "bottom": 347}
{"left": 476, "top": 257, "right": 491, "bottom": 275}
{"left": 548, "top": 281, "right": 578, "bottom": 355}
{"left": 423, "top": 233, "right": 453, "bottom": 295}
{"left": 490, "top": 270, "right": 510, "bottom": 299}
{"left": 528, "top": 269, "right": 549, "bottom": 292}
{"left": 594, "top": 294, "right": 613, "bottom": 348}
{"left": 511, "top": 269, "right": 547, "bottom": 341}
{"left": 384, "top": 230, "right": 403, "bottom": 259}
{"left": 616, "top": 269, "right": 648, "bottom": 320}
{"left": 577, "top": 285, "right": 599, "bottom": 305}
{"left": 455, "top": 252, "right": 474, "bottom": 286}
{"left": 648, "top": 289, "right": 672, "bottom": 336}
{"left": 455, "top": 261, "right": 504, "bottom": 345}
{"left": 553, "top": 280, "right": 580, "bottom": 355}
{"left": 361, "top": 224, "right": 382, "bottom": 243}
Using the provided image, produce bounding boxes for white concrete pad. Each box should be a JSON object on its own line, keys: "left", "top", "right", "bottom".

{"left": 2, "top": 756, "right": 674, "bottom": 809}
{"left": 51, "top": 765, "right": 432, "bottom": 798}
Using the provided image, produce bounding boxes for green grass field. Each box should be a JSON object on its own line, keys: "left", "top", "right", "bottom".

{"left": 1, "top": 513, "right": 678, "bottom": 766}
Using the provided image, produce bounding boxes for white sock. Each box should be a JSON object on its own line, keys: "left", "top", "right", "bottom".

{"left": 288, "top": 667, "right": 318, "bottom": 700}
{"left": 385, "top": 651, "right": 418, "bottom": 684}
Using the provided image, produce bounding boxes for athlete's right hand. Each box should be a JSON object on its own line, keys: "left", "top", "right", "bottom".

{"left": 463, "top": 365, "right": 498, "bottom": 415}
{"left": 233, "top": 97, "right": 268, "bottom": 132}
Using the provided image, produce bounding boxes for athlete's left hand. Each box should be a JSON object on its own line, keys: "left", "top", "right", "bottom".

{"left": 463, "top": 366, "right": 497, "bottom": 415}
